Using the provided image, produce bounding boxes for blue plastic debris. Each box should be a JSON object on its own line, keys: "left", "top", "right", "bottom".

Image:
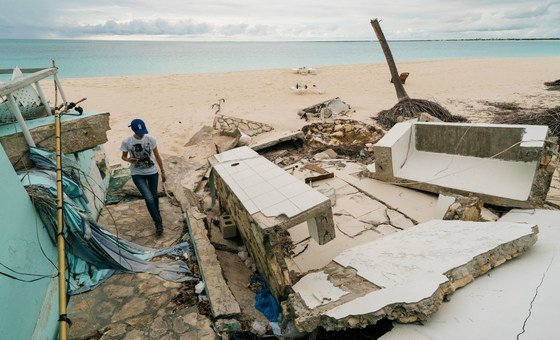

{"left": 251, "top": 274, "right": 281, "bottom": 322}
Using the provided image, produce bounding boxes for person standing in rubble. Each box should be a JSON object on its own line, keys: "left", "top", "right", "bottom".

{"left": 121, "top": 118, "right": 166, "bottom": 237}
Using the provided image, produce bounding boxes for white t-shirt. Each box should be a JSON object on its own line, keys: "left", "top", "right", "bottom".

{"left": 120, "top": 135, "right": 158, "bottom": 176}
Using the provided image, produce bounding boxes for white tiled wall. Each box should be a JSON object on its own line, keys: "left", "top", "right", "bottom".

{"left": 213, "top": 147, "right": 329, "bottom": 218}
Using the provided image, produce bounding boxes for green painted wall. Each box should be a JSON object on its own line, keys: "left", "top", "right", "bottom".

{"left": 0, "top": 145, "right": 59, "bottom": 340}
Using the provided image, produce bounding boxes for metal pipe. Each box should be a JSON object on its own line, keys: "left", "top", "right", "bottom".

{"left": 55, "top": 109, "right": 68, "bottom": 340}
{"left": 34, "top": 81, "right": 52, "bottom": 116}
{"left": 53, "top": 74, "right": 67, "bottom": 107}
{"left": 6, "top": 94, "right": 36, "bottom": 147}
{"left": 0, "top": 68, "right": 57, "bottom": 97}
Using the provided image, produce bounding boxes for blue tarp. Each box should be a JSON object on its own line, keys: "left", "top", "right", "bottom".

{"left": 21, "top": 147, "right": 193, "bottom": 295}
{"left": 251, "top": 274, "right": 281, "bottom": 322}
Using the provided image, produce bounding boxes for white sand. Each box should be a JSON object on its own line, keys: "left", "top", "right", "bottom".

{"left": 38, "top": 57, "right": 560, "bottom": 165}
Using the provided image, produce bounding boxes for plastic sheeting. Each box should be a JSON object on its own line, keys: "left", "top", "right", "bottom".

{"left": 21, "top": 147, "right": 193, "bottom": 295}
{"left": 251, "top": 274, "right": 281, "bottom": 322}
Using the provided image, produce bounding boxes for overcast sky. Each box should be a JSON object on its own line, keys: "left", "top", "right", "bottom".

{"left": 1, "top": 0, "right": 559, "bottom": 40}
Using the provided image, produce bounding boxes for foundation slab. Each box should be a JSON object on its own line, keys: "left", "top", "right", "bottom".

{"left": 287, "top": 219, "right": 537, "bottom": 332}
{"left": 381, "top": 209, "right": 560, "bottom": 340}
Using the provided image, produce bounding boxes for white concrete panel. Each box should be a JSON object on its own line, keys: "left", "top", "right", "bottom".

{"left": 292, "top": 271, "right": 349, "bottom": 309}
{"left": 395, "top": 151, "right": 538, "bottom": 200}
{"left": 323, "top": 220, "right": 535, "bottom": 320}
{"left": 381, "top": 209, "right": 559, "bottom": 340}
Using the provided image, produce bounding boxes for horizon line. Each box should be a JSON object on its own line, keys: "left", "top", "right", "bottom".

{"left": 1, "top": 37, "right": 559, "bottom": 43}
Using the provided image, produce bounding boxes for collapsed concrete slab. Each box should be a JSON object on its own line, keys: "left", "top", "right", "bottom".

{"left": 369, "top": 121, "right": 558, "bottom": 208}
{"left": 298, "top": 97, "right": 351, "bottom": 120}
{"left": 250, "top": 130, "right": 304, "bottom": 151}
{"left": 211, "top": 147, "right": 335, "bottom": 298}
{"left": 0, "top": 111, "right": 110, "bottom": 170}
{"left": 381, "top": 209, "right": 560, "bottom": 340}
{"left": 284, "top": 219, "right": 538, "bottom": 332}
{"left": 213, "top": 114, "right": 273, "bottom": 137}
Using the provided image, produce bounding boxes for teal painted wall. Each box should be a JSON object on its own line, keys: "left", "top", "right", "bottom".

{"left": 0, "top": 145, "right": 59, "bottom": 340}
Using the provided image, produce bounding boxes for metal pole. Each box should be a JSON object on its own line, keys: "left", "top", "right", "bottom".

{"left": 34, "top": 81, "right": 52, "bottom": 116}
{"left": 55, "top": 109, "right": 68, "bottom": 340}
{"left": 53, "top": 74, "right": 67, "bottom": 107}
{"left": 6, "top": 94, "right": 36, "bottom": 147}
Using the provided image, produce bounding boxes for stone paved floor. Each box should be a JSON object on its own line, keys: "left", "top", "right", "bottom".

{"left": 67, "top": 198, "right": 215, "bottom": 339}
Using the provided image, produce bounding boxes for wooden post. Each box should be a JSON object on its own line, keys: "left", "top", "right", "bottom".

{"left": 370, "top": 19, "right": 410, "bottom": 101}
{"left": 55, "top": 109, "right": 68, "bottom": 340}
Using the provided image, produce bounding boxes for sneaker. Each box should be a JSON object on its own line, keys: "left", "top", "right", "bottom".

{"left": 155, "top": 221, "right": 163, "bottom": 237}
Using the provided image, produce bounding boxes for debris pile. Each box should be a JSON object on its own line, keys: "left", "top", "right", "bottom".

{"left": 298, "top": 97, "right": 352, "bottom": 120}
{"left": 493, "top": 106, "right": 560, "bottom": 138}
{"left": 213, "top": 113, "right": 274, "bottom": 137}
{"left": 302, "top": 119, "right": 384, "bottom": 161}
{"left": 375, "top": 99, "right": 468, "bottom": 129}
{"left": 545, "top": 79, "right": 560, "bottom": 91}
{"left": 73, "top": 107, "right": 560, "bottom": 338}
{"left": 441, "top": 194, "right": 484, "bottom": 222}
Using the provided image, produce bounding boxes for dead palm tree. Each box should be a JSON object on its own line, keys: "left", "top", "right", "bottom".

{"left": 370, "top": 18, "right": 467, "bottom": 128}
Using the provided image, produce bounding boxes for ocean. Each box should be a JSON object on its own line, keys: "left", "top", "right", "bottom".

{"left": 1, "top": 39, "right": 559, "bottom": 78}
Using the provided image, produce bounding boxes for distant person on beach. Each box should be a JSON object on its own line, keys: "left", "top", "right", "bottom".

{"left": 121, "top": 118, "right": 166, "bottom": 237}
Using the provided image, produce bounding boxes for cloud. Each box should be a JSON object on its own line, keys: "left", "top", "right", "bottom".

{"left": 2, "top": 0, "right": 559, "bottom": 40}
{"left": 53, "top": 18, "right": 276, "bottom": 38}
{"left": 505, "top": 2, "right": 553, "bottom": 19}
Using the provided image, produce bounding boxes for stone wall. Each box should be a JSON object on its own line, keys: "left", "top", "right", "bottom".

{"left": 0, "top": 112, "right": 110, "bottom": 170}
{"left": 213, "top": 114, "right": 274, "bottom": 137}
{"left": 213, "top": 171, "right": 293, "bottom": 299}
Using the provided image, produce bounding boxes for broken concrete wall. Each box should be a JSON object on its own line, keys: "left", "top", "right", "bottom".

{"left": 302, "top": 119, "right": 384, "bottom": 156}
{"left": 284, "top": 220, "right": 538, "bottom": 332}
{"left": 370, "top": 121, "right": 557, "bottom": 208}
{"left": 211, "top": 147, "right": 335, "bottom": 299}
{"left": 298, "top": 97, "right": 351, "bottom": 120}
{"left": 214, "top": 172, "right": 294, "bottom": 298}
{"left": 213, "top": 114, "right": 273, "bottom": 137}
{"left": 0, "top": 112, "right": 110, "bottom": 170}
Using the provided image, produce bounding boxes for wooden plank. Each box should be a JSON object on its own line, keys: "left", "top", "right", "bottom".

{"left": 0, "top": 68, "right": 57, "bottom": 96}
{"left": 304, "top": 163, "right": 329, "bottom": 175}
{"left": 304, "top": 172, "right": 334, "bottom": 183}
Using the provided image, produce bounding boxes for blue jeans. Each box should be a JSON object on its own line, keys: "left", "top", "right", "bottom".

{"left": 132, "top": 173, "right": 161, "bottom": 223}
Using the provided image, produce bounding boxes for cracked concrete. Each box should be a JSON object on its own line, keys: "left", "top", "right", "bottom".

{"left": 286, "top": 220, "right": 537, "bottom": 332}
{"left": 380, "top": 209, "right": 559, "bottom": 340}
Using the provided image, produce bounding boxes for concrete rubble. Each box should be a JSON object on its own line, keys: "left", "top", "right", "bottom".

{"left": 213, "top": 113, "right": 274, "bottom": 137}
{"left": 302, "top": 119, "right": 384, "bottom": 155}
{"left": 250, "top": 130, "right": 304, "bottom": 151}
{"left": 370, "top": 120, "right": 558, "bottom": 208}
{"left": 71, "top": 112, "right": 559, "bottom": 338}
{"left": 298, "top": 97, "right": 352, "bottom": 120}
{"left": 211, "top": 146, "right": 336, "bottom": 298}
{"left": 0, "top": 111, "right": 110, "bottom": 169}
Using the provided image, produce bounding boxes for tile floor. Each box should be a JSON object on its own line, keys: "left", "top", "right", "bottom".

{"left": 213, "top": 147, "right": 329, "bottom": 219}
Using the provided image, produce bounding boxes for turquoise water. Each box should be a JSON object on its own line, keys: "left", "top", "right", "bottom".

{"left": 1, "top": 39, "right": 559, "bottom": 78}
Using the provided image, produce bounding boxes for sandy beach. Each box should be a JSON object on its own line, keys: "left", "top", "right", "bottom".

{"left": 41, "top": 56, "right": 560, "bottom": 165}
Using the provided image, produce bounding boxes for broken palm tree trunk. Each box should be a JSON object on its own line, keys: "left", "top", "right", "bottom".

{"left": 370, "top": 19, "right": 467, "bottom": 129}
